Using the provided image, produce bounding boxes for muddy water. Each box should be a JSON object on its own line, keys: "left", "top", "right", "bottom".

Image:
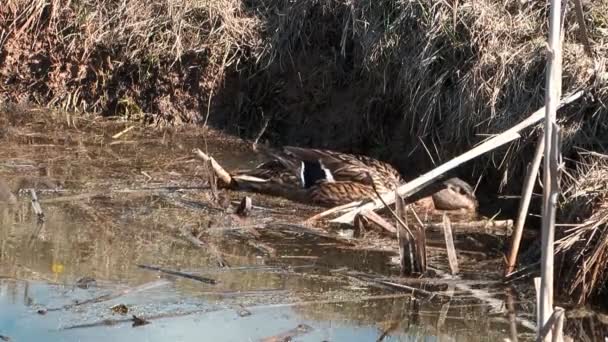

{"left": 0, "top": 108, "right": 573, "bottom": 341}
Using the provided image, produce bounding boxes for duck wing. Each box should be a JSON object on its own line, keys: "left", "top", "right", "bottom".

{"left": 283, "top": 146, "right": 404, "bottom": 191}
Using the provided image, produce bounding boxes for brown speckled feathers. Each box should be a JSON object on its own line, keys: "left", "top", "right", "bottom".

{"left": 260, "top": 145, "right": 403, "bottom": 193}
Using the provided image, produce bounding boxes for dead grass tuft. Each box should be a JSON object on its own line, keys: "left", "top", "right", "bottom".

{"left": 556, "top": 152, "right": 608, "bottom": 304}
{"left": 0, "top": 0, "right": 263, "bottom": 122}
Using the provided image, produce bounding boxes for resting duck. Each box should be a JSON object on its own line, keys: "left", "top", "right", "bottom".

{"left": 231, "top": 145, "right": 478, "bottom": 213}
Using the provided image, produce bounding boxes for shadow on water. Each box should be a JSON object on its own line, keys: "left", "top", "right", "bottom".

{"left": 0, "top": 108, "right": 603, "bottom": 341}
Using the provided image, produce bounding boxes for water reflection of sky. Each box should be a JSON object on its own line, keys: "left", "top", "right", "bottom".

{"left": 0, "top": 281, "right": 441, "bottom": 342}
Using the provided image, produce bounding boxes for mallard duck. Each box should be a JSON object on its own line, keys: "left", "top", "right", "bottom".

{"left": 232, "top": 145, "right": 478, "bottom": 212}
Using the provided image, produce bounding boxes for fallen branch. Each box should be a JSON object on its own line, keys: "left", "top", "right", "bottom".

{"left": 326, "top": 91, "right": 584, "bottom": 225}
{"left": 137, "top": 264, "right": 216, "bottom": 285}
{"left": 192, "top": 148, "right": 233, "bottom": 185}
{"left": 425, "top": 219, "right": 514, "bottom": 236}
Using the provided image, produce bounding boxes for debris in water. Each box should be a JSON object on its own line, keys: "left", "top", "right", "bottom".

{"left": 236, "top": 196, "right": 252, "bottom": 216}
{"left": 137, "top": 264, "right": 217, "bottom": 285}
{"left": 46, "top": 279, "right": 171, "bottom": 311}
{"left": 442, "top": 215, "right": 459, "bottom": 275}
{"left": 29, "top": 189, "right": 45, "bottom": 222}
{"left": 0, "top": 334, "right": 12, "bottom": 341}
{"left": 111, "top": 304, "right": 129, "bottom": 315}
{"left": 75, "top": 276, "right": 97, "bottom": 289}
{"left": 236, "top": 305, "right": 252, "bottom": 317}
{"left": 131, "top": 315, "right": 150, "bottom": 327}
{"left": 259, "top": 324, "right": 313, "bottom": 342}
{"left": 37, "top": 308, "right": 48, "bottom": 315}
{"left": 179, "top": 226, "right": 229, "bottom": 268}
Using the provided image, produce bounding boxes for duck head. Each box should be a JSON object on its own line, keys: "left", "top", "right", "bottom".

{"left": 431, "top": 177, "right": 478, "bottom": 212}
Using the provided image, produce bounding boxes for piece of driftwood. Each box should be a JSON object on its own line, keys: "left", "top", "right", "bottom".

{"left": 506, "top": 136, "right": 544, "bottom": 276}
{"left": 442, "top": 215, "right": 459, "bottom": 275}
{"left": 193, "top": 148, "right": 233, "bottom": 185}
{"left": 325, "top": 91, "right": 584, "bottom": 225}
{"left": 136, "top": 264, "right": 216, "bottom": 285}
{"left": 425, "top": 219, "right": 514, "bottom": 236}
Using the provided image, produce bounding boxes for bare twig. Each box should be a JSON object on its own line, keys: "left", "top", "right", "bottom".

{"left": 252, "top": 116, "right": 270, "bottom": 147}
{"left": 111, "top": 125, "right": 135, "bottom": 139}
{"left": 137, "top": 264, "right": 216, "bottom": 285}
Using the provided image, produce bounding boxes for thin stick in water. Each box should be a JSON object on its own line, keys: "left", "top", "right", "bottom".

{"left": 442, "top": 214, "right": 459, "bottom": 275}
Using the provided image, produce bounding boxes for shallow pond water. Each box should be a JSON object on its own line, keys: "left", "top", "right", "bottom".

{"left": 0, "top": 108, "right": 603, "bottom": 341}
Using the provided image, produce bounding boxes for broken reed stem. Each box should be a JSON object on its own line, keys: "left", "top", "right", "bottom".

{"left": 29, "top": 189, "right": 44, "bottom": 222}
{"left": 539, "top": 0, "right": 563, "bottom": 338}
{"left": 506, "top": 136, "right": 545, "bottom": 276}
{"left": 395, "top": 190, "right": 413, "bottom": 275}
{"left": 327, "top": 91, "right": 583, "bottom": 225}
{"left": 368, "top": 173, "right": 415, "bottom": 240}
{"left": 442, "top": 215, "right": 459, "bottom": 275}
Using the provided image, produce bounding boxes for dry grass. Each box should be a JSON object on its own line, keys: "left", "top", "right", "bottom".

{"left": 0, "top": 0, "right": 262, "bottom": 122}
{"left": 556, "top": 153, "right": 608, "bottom": 304}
